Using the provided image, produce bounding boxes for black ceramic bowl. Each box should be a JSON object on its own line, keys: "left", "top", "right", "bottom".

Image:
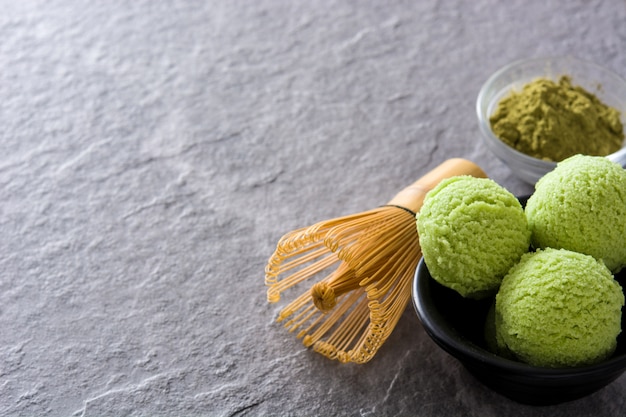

{"left": 412, "top": 256, "right": 626, "bottom": 406}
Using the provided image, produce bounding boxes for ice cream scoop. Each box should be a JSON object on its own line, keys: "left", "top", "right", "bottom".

{"left": 416, "top": 176, "right": 530, "bottom": 299}
{"left": 495, "top": 248, "right": 624, "bottom": 368}
{"left": 525, "top": 155, "right": 626, "bottom": 273}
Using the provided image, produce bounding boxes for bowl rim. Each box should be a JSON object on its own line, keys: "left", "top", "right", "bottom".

{"left": 412, "top": 256, "right": 626, "bottom": 377}
{"left": 476, "top": 55, "right": 626, "bottom": 168}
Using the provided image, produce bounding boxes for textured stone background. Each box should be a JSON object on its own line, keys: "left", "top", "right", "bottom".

{"left": 1, "top": 1, "right": 626, "bottom": 416}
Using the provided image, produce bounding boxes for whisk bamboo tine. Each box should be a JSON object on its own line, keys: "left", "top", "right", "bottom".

{"left": 328, "top": 300, "right": 370, "bottom": 351}
{"left": 266, "top": 158, "right": 487, "bottom": 363}
{"left": 273, "top": 245, "right": 330, "bottom": 271}
{"left": 269, "top": 252, "right": 338, "bottom": 293}
{"left": 303, "top": 291, "right": 363, "bottom": 348}
{"left": 361, "top": 235, "right": 419, "bottom": 293}
{"left": 277, "top": 290, "right": 316, "bottom": 322}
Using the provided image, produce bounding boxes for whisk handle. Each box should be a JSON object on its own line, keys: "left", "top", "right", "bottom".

{"left": 387, "top": 158, "right": 487, "bottom": 213}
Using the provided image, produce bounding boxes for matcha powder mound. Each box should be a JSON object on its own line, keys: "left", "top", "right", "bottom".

{"left": 489, "top": 76, "right": 624, "bottom": 162}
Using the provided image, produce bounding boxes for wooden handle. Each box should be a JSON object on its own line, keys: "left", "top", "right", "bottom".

{"left": 387, "top": 158, "right": 487, "bottom": 213}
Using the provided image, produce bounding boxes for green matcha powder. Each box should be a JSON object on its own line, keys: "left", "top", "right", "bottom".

{"left": 490, "top": 76, "right": 624, "bottom": 162}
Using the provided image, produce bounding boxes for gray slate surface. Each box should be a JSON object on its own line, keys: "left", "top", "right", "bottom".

{"left": 1, "top": 1, "right": 625, "bottom": 416}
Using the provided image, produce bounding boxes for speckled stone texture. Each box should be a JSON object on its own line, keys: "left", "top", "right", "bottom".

{"left": 1, "top": 1, "right": 626, "bottom": 416}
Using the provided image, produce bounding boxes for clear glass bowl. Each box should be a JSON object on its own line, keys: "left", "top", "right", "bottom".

{"left": 477, "top": 56, "right": 626, "bottom": 184}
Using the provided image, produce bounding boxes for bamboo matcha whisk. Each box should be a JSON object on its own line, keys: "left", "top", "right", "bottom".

{"left": 265, "top": 158, "right": 487, "bottom": 364}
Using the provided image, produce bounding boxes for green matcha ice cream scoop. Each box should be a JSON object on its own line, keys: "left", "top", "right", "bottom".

{"left": 495, "top": 248, "right": 624, "bottom": 368}
{"left": 525, "top": 155, "right": 626, "bottom": 273}
{"left": 416, "top": 176, "right": 530, "bottom": 299}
